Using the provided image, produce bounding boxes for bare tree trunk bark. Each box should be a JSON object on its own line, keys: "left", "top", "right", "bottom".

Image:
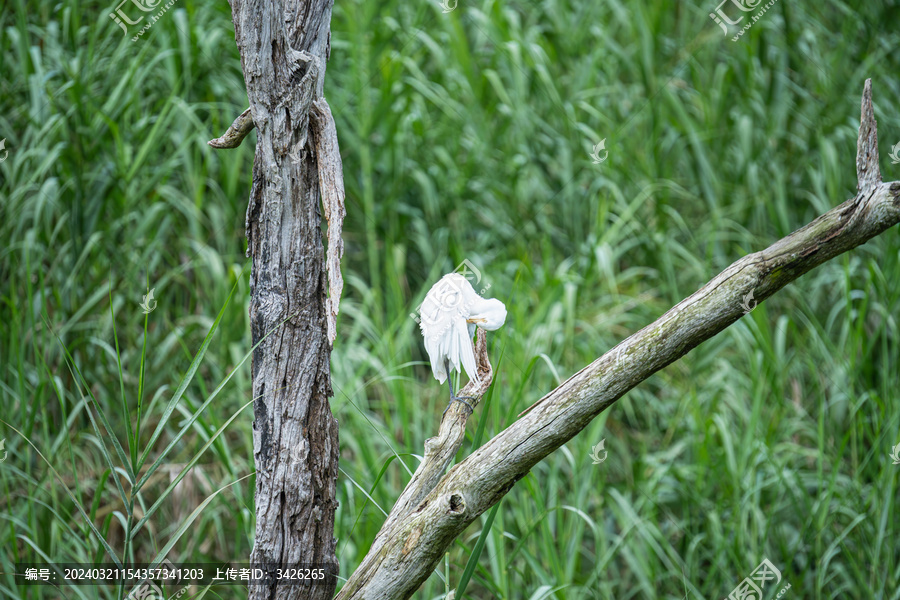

{"left": 213, "top": 1, "right": 343, "bottom": 598}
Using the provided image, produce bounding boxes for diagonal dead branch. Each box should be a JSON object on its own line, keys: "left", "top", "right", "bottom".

{"left": 335, "top": 79, "right": 900, "bottom": 600}
{"left": 207, "top": 107, "right": 255, "bottom": 149}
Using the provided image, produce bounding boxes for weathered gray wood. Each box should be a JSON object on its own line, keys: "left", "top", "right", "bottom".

{"left": 335, "top": 81, "right": 900, "bottom": 600}
{"left": 310, "top": 98, "right": 345, "bottom": 347}
{"left": 856, "top": 79, "right": 881, "bottom": 194}
{"left": 364, "top": 330, "right": 494, "bottom": 561}
{"left": 213, "top": 0, "right": 342, "bottom": 598}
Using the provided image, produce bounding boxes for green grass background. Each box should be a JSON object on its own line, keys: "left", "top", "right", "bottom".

{"left": 2, "top": 0, "right": 900, "bottom": 598}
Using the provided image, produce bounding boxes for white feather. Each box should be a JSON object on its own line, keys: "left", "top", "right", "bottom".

{"left": 419, "top": 272, "right": 507, "bottom": 386}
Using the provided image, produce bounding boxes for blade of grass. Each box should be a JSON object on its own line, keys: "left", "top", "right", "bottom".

{"left": 138, "top": 266, "right": 245, "bottom": 470}
{"left": 0, "top": 419, "right": 123, "bottom": 568}
{"left": 469, "top": 355, "right": 499, "bottom": 452}
{"left": 128, "top": 397, "right": 254, "bottom": 540}
{"left": 338, "top": 453, "right": 419, "bottom": 564}
{"left": 146, "top": 472, "right": 255, "bottom": 570}
{"left": 54, "top": 334, "right": 132, "bottom": 508}
{"left": 133, "top": 304, "right": 284, "bottom": 493}
{"left": 455, "top": 500, "right": 501, "bottom": 599}
{"left": 338, "top": 467, "right": 389, "bottom": 517}
{"left": 134, "top": 281, "right": 151, "bottom": 470}
{"left": 108, "top": 281, "right": 136, "bottom": 469}
{"left": 47, "top": 316, "right": 135, "bottom": 485}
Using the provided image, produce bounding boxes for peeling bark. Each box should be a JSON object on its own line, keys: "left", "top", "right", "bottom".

{"left": 310, "top": 98, "right": 345, "bottom": 347}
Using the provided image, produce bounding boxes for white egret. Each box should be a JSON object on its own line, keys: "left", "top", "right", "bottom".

{"left": 419, "top": 273, "right": 507, "bottom": 412}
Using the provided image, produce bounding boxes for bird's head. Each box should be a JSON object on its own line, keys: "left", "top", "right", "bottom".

{"left": 466, "top": 298, "right": 506, "bottom": 331}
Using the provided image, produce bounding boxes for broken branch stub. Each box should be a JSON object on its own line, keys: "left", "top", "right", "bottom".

{"left": 207, "top": 107, "right": 255, "bottom": 149}
{"left": 856, "top": 79, "right": 881, "bottom": 193}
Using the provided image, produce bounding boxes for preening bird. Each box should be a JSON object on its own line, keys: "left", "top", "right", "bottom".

{"left": 419, "top": 273, "right": 507, "bottom": 412}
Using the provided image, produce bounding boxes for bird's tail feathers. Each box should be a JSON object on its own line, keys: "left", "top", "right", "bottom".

{"left": 454, "top": 319, "right": 478, "bottom": 384}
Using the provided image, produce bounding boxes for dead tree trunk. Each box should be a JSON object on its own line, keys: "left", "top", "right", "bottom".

{"left": 210, "top": 1, "right": 345, "bottom": 599}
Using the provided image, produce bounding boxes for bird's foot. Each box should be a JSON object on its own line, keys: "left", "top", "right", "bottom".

{"left": 442, "top": 395, "right": 477, "bottom": 416}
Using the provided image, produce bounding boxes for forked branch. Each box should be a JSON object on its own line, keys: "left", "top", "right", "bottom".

{"left": 368, "top": 330, "right": 494, "bottom": 560}
{"left": 336, "top": 80, "right": 900, "bottom": 600}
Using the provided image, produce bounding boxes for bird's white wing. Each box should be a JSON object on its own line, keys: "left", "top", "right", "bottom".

{"left": 419, "top": 273, "right": 481, "bottom": 384}
{"left": 420, "top": 290, "right": 456, "bottom": 383}
{"left": 419, "top": 297, "right": 452, "bottom": 383}
{"left": 452, "top": 317, "right": 478, "bottom": 383}
{"left": 423, "top": 333, "right": 448, "bottom": 383}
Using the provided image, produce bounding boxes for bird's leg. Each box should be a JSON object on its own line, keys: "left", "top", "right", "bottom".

{"left": 442, "top": 360, "right": 476, "bottom": 415}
